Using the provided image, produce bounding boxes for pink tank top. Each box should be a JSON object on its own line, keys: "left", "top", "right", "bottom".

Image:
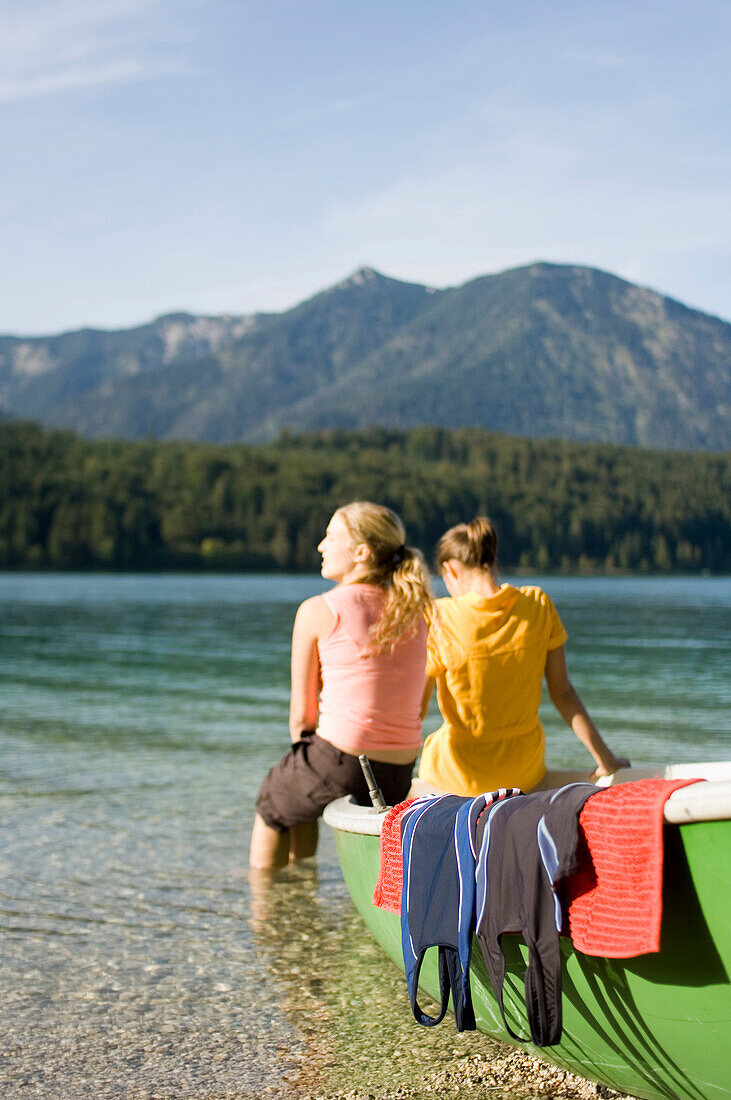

{"left": 316, "top": 584, "right": 427, "bottom": 755}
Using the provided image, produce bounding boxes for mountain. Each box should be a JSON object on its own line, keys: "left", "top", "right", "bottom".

{"left": 1, "top": 263, "right": 729, "bottom": 449}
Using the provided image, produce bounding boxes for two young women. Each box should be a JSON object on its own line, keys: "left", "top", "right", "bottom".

{"left": 249, "top": 505, "right": 626, "bottom": 870}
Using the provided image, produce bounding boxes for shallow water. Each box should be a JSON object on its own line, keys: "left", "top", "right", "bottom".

{"left": 1, "top": 574, "right": 729, "bottom": 1098}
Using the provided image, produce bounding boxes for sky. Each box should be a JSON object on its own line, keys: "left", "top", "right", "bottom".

{"left": 0, "top": 0, "right": 729, "bottom": 335}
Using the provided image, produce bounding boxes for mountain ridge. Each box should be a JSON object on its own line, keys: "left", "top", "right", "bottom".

{"left": 1, "top": 262, "right": 728, "bottom": 450}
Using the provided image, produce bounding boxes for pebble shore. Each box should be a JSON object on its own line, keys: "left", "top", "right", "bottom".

{"left": 312, "top": 1048, "right": 634, "bottom": 1100}
{"left": 288, "top": 1029, "right": 638, "bottom": 1100}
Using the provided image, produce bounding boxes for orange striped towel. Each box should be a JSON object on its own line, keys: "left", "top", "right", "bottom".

{"left": 372, "top": 798, "right": 418, "bottom": 914}
{"left": 565, "top": 777, "right": 703, "bottom": 957}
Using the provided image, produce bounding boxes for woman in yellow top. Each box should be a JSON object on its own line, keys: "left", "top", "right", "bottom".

{"left": 418, "top": 517, "right": 628, "bottom": 796}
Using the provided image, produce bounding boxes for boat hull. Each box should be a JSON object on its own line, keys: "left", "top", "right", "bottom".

{"left": 329, "top": 811, "right": 730, "bottom": 1100}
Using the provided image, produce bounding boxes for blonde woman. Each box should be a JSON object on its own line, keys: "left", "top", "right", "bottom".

{"left": 250, "top": 502, "right": 432, "bottom": 870}
{"left": 419, "top": 517, "right": 628, "bottom": 797}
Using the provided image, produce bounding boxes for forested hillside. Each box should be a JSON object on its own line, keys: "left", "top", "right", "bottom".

{"left": 1, "top": 263, "right": 729, "bottom": 450}
{"left": 2, "top": 422, "right": 728, "bottom": 573}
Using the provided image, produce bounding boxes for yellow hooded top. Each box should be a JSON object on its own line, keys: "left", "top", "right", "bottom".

{"left": 418, "top": 584, "right": 567, "bottom": 796}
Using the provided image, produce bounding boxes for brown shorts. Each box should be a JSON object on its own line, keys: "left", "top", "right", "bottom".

{"left": 256, "top": 732, "right": 415, "bottom": 832}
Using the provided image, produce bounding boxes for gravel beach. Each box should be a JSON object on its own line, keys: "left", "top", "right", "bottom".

{"left": 288, "top": 1033, "right": 638, "bottom": 1100}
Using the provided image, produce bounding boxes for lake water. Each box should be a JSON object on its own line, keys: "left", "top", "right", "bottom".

{"left": 1, "top": 574, "right": 729, "bottom": 1099}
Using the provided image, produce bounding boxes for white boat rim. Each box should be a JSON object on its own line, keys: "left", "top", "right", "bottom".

{"left": 322, "top": 761, "right": 731, "bottom": 835}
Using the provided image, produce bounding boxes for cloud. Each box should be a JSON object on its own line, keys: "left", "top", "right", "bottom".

{"left": 278, "top": 96, "right": 366, "bottom": 131}
{"left": 319, "top": 140, "right": 731, "bottom": 317}
{"left": 0, "top": 0, "right": 192, "bottom": 102}
{"left": 563, "top": 49, "right": 625, "bottom": 68}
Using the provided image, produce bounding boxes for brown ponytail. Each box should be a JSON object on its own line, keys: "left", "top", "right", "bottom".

{"left": 436, "top": 516, "right": 498, "bottom": 573}
{"left": 335, "top": 502, "right": 432, "bottom": 652}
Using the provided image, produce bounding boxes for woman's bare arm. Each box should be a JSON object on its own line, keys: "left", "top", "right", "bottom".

{"left": 289, "top": 596, "right": 330, "bottom": 742}
{"left": 420, "top": 676, "right": 436, "bottom": 719}
{"left": 544, "top": 645, "right": 629, "bottom": 777}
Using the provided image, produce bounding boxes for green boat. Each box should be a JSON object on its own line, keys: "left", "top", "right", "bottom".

{"left": 323, "top": 763, "right": 731, "bottom": 1100}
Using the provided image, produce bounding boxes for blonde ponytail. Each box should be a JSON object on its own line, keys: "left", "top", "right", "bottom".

{"left": 335, "top": 502, "right": 432, "bottom": 652}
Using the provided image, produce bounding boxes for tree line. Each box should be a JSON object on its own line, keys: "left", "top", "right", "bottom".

{"left": 1, "top": 421, "right": 729, "bottom": 573}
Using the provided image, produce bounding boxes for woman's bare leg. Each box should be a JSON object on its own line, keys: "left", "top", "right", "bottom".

{"left": 289, "top": 820, "right": 318, "bottom": 861}
{"left": 249, "top": 813, "right": 290, "bottom": 870}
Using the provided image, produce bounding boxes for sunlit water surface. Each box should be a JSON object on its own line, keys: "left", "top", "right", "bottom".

{"left": 1, "top": 574, "right": 729, "bottom": 1098}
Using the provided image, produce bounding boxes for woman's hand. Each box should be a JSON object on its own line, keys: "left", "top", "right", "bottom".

{"left": 590, "top": 755, "right": 631, "bottom": 781}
